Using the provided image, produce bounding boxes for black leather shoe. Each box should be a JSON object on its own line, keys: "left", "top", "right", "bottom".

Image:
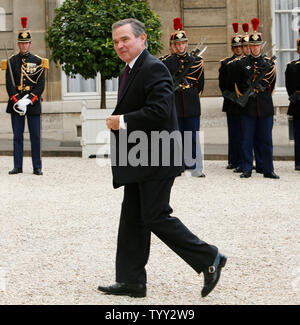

{"left": 97, "top": 282, "right": 146, "bottom": 298}
{"left": 233, "top": 166, "right": 243, "bottom": 173}
{"left": 295, "top": 166, "right": 300, "bottom": 171}
{"left": 264, "top": 172, "right": 280, "bottom": 179}
{"left": 226, "top": 164, "right": 235, "bottom": 170}
{"left": 240, "top": 172, "right": 251, "bottom": 178}
{"left": 201, "top": 253, "right": 227, "bottom": 298}
{"left": 8, "top": 168, "right": 23, "bottom": 175}
{"left": 256, "top": 169, "right": 263, "bottom": 174}
{"left": 33, "top": 168, "right": 43, "bottom": 175}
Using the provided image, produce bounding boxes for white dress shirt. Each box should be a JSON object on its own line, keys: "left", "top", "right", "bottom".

{"left": 119, "top": 50, "right": 144, "bottom": 129}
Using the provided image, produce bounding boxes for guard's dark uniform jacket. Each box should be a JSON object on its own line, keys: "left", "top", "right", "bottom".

{"left": 219, "top": 55, "right": 240, "bottom": 114}
{"left": 1, "top": 52, "right": 48, "bottom": 115}
{"left": 285, "top": 59, "right": 300, "bottom": 117}
{"left": 235, "top": 55, "right": 276, "bottom": 117}
{"left": 163, "top": 53, "right": 204, "bottom": 118}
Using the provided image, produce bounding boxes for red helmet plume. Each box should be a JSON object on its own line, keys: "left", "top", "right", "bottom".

{"left": 251, "top": 18, "right": 260, "bottom": 32}
{"left": 232, "top": 22, "right": 239, "bottom": 34}
{"left": 173, "top": 17, "right": 183, "bottom": 31}
{"left": 21, "top": 17, "right": 28, "bottom": 29}
{"left": 242, "top": 23, "right": 249, "bottom": 33}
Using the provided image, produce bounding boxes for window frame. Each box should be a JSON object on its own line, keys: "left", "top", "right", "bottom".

{"left": 61, "top": 70, "right": 102, "bottom": 101}
{"left": 272, "top": 0, "right": 300, "bottom": 93}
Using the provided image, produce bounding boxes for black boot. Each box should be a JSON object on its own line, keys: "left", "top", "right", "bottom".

{"left": 33, "top": 168, "right": 43, "bottom": 175}
{"left": 8, "top": 168, "right": 23, "bottom": 175}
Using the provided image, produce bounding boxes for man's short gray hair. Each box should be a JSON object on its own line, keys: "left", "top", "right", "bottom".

{"left": 112, "top": 18, "right": 148, "bottom": 47}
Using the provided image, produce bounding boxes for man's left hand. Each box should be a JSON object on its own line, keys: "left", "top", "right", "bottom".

{"left": 106, "top": 115, "right": 120, "bottom": 130}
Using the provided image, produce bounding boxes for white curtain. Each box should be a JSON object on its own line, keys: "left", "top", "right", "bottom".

{"left": 105, "top": 78, "right": 119, "bottom": 92}
{"left": 67, "top": 75, "right": 118, "bottom": 93}
{"left": 275, "top": 0, "right": 300, "bottom": 87}
{"left": 67, "top": 74, "right": 96, "bottom": 93}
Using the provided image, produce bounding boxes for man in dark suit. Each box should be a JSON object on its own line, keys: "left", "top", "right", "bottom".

{"left": 1, "top": 17, "right": 48, "bottom": 175}
{"left": 97, "top": 18, "right": 226, "bottom": 298}
{"left": 285, "top": 30, "right": 300, "bottom": 171}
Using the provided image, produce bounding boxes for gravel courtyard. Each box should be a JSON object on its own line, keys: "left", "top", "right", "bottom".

{"left": 0, "top": 156, "right": 299, "bottom": 305}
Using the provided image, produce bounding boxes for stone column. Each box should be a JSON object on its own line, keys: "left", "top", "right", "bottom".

{"left": 0, "top": 0, "right": 13, "bottom": 102}
{"left": 45, "top": 0, "right": 62, "bottom": 101}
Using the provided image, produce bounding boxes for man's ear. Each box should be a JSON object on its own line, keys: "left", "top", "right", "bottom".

{"left": 140, "top": 33, "right": 147, "bottom": 44}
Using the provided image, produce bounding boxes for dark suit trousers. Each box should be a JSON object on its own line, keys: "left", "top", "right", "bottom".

{"left": 11, "top": 112, "right": 41, "bottom": 169}
{"left": 115, "top": 177, "right": 218, "bottom": 284}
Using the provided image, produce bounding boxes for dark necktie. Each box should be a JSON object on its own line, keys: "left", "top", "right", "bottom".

{"left": 118, "top": 65, "right": 131, "bottom": 99}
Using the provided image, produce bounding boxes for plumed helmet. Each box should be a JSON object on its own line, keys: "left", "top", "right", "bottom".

{"left": 231, "top": 22, "right": 242, "bottom": 47}
{"left": 242, "top": 23, "right": 250, "bottom": 45}
{"left": 249, "top": 18, "right": 263, "bottom": 45}
{"left": 18, "top": 17, "right": 32, "bottom": 43}
{"left": 172, "top": 17, "right": 188, "bottom": 42}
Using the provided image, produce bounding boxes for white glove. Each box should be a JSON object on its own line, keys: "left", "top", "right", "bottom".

{"left": 13, "top": 94, "right": 31, "bottom": 116}
{"left": 17, "top": 102, "right": 27, "bottom": 115}
{"left": 18, "top": 94, "right": 32, "bottom": 108}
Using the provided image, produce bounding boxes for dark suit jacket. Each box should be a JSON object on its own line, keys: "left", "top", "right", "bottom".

{"left": 111, "top": 49, "right": 184, "bottom": 188}
{"left": 285, "top": 59, "right": 300, "bottom": 117}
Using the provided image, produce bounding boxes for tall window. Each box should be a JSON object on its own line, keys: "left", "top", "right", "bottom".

{"left": 273, "top": 0, "right": 300, "bottom": 88}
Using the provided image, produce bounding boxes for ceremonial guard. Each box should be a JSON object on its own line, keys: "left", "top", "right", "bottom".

{"left": 241, "top": 22, "right": 263, "bottom": 173}
{"left": 1, "top": 17, "right": 49, "bottom": 175}
{"left": 163, "top": 18, "right": 205, "bottom": 177}
{"left": 219, "top": 23, "right": 243, "bottom": 171}
{"left": 285, "top": 29, "right": 300, "bottom": 171}
{"left": 235, "top": 18, "right": 279, "bottom": 179}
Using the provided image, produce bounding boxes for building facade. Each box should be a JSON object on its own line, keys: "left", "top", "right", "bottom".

{"left": 0, "top": 0, "right": 299, "bottom": 145}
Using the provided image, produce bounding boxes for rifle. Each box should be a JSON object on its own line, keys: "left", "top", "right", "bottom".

{"left": 222, "top": 43, "right": 276, "bottom": 105}
{"left": 4, "top": 43, "right": 16, "bottom": 88}
{"left": 222, "top": 89, "right": 237, "bottom": 103}
{"left": 289, "top": 91, "right": 300, "bottom": 104}
{"left": 172, "top": 45, "right": 207, "bottom": 92}
{"left": 263, "top": 43, "right": 276, "bottom": 58}
{"left": 236, "top": 55, "right": 277, "bottom": 108}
